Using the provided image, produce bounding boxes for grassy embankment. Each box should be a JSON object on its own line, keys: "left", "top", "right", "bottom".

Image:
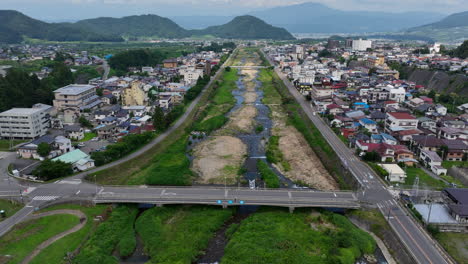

{"left": 73, "top": 205, "right": 138, "bottom": 263}
{"left": 0, "top": 214, "right": 80, "bottom": 264}
{"left": 29, "top": 204, "right": 107, "bottom": 264}
{"left": 92, "top": 68, "right": 238, "bottom": 185}
{"left": 221, "top": 208, "right": 375, "bottom": 264}
{"left": 135, "top": 205, "right": 233, "bottom": 263}
{"left": 258, "top": 66, "right": 351, "bottom": 189}
{"left": 0, "top": 199, "right": 23, "bottom": 221}
{"left": 257, "top": 160, "right": 280, "bottom": 188}
{"left": 435, "top": 232, "right": 468, "bottom": 264}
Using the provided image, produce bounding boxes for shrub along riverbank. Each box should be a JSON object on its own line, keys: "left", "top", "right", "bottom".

{"left": 135, "top": 205, "right": 233, "bottom": 263}
{"left": 221, "top": 208, "right": 376, "bottom": 264}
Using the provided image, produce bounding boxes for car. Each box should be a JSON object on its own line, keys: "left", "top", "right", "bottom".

{"left": 77, "top": 143, "right": 85, "bottom": 147}
{"left": 91, "top": 137, "right": 99, "bottom": 141}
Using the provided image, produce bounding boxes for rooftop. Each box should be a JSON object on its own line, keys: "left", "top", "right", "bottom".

{"left": 52, "top": 149, "right": 89, "bottom": 164}
{"left": 387, "top": 112, "right": 416, "bottom": 120}
{"left": 54, "top": 84, "right": 95, "bottom": 95}
{"left": 0, "top": 107, "right": 45, "bottom": 116}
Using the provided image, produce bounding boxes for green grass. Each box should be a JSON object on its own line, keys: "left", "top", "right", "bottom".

{"left": 440, "top": 174, "right": 467, "bottom": 188}
{"left": 442, "top": 160, "right": 468, "bottom": 169}
{"left": 79, "top": 132, "right": 97, "bottom": 142}
{"left": 135, "top": 205, "right": 233, "bottom": 263}
{"left": 30, "top": 204, "right": 107, "bottom": 264}
{"left": 435, "top": 232, "right": 468, "bottom": 264}
{"left": 258, "top": 69, "right": 282, "bottom": 105}
{"left": 141, "top": 136, "right": 194, "bottom": 186}
{"left": 0, "top": 139, "right": 28, "bottom": 151}
{"left": 221, "top": 208, "right": 375, "bottom": 264}
{"left": 404, "top": 167, "right": 448, "bottom": 190}
{"left": 257, "top": 160, "right": 280, "bottom": 188}
{"left": 0, "top": 199, "right": 23, "bottom": 221}
{"left": 0, "top": 214, "right": 80, "bottom": 264}
{"left": 73, "top": 205, "right": 138, "bottom": 264}
{"left": 265, "top": 135, "right": 290, "bottom": 172}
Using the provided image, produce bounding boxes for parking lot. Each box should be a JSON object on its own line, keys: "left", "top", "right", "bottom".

{"left": 78, "top": 139, "right": 110, "bottom": 154}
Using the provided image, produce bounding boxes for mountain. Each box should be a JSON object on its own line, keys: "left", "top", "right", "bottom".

{"left": 74, "top": 14, "right": 190, "bottom": 39}
{"left": 0, "top": 10, "right": 123, "bottom": 43}
{"left": 249, "top": 2, "right": 445, "bottom": 33}
{"left": 170, "top": 16, "right": 234, "bottom": 30}
{"left": 405, "top": 11, "right": 468, "bottom": 42}
{"left": 0, "top": 11, "right": 294, "bottom": 43}
{"left": 193, "top": 15, "right": 295, "bottom": 40}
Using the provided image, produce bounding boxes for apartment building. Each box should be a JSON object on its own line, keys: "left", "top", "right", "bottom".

{"left": 121, "top": 81, "right": 150, "bottom": 106}
{"left": 53, "top": 84, "right": 100, "bottom": 112}
{"left": 0, "top": 104, "right": 52, "bottom": 139}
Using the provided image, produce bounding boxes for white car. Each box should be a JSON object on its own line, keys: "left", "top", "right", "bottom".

{"left": 91, "top": 137, "right": 99, "bottom": 141}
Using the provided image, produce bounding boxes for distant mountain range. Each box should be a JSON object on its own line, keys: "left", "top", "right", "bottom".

{"left": 173, "top": 3, "right": 445, "bottom": 33}
{"left": 0, "top": 10, "right": 294, "bottom": 43}
{"left": 404, "top": 11, "right": 468, "bottom": 42}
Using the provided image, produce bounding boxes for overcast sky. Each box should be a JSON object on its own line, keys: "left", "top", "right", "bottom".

{"left": 2, "top": 0, "right": 466, "bottom": 21}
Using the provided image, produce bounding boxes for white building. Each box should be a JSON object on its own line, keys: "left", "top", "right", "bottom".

{"left": 179, "top": 66, "right": 204, "bottom": 85}
{"left": 385, "top": 112, "right": 418, "bottom": 132}
{"left": 0, "top": 104, "right": 52, "bottom": 139}
{"left": 379, "top": 163, "right": 406, "bottom": 183}
{"left": 352, "top": 39, "right": 372, "bottom": 51}
{"left": 389, "top": 87, "right": 406, "bottom": 103}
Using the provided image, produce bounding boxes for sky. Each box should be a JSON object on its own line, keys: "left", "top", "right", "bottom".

{"left": 1, "top": 0, "right": 466, "bottom": 21}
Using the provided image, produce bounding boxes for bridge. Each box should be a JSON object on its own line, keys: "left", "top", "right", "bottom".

{"left": 93, "top": 186, "right": 360, "bottom": 210}
{"left": 229, "top": 66, "right": 268, "bottom": 69}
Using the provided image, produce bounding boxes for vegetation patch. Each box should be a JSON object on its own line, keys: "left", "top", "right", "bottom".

{"left": 135, "top": 205, "right": 233, "bottom": 263}
{"left": 435, "top": 232, "right": 468, "bottom": 264}
{"left": 73, "top": 205, "right": 138, "bottom": 264}
{"left": 257, "top": 160, "right": 280, "bottom": 188}
{"left": 0, "top": 199, "right": 23, "bottom": 221}
{"left": 30, "top": 204, "right": 107, "bottom": 264}
{"left": 265, "top": 135, "right": 290, "bottom": 171}
{"left": 0, "top": 214, "right": 79, "bottom": 264}
{"left": 404, "top": 167, "right": 447, "bottom": 189}
{"left": 221, "top": 208, "right": 375, "bottom": 264}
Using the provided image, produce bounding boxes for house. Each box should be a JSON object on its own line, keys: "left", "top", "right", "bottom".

{"left": 163, "top": 58, "right": 178, "bottom": 68}
{"left": 379, "top": 163, "right": 407, "bottom": 183}
{"left": 345, "top": 110, "right": 366, "bottom": 119}
{"left": 64, "top": 125, "right": 84, "bottom": 141}
{"left": 17, "top": 135, "right": 56, "bottom": 159}
{"left": 393, "top": 145, "right": 417, "bottom": 166}
{"left": 52, "top": 149, "right": 94, "bottom": 172}
{"left": 371, "top": 133, "right": 398, "bottom": 145}
{"left": 96, "top": 124, "right": 118, "bottom": 140}
{"left": 418, "top": 117, "right": 436, "bottom": 132}
{"left": 419, "top": 150, "right": 447, "bottom": 176}
{"left": 326, "top": 104, "right": 344, "bottom": 115}
{"left": 369, "top": 111, "right": 386, "bottom": 122}
{"left": 54, "top": 136, "right": 73, "bottom": 154}
{"left": 385, "top": 112, "right": 418, "bottom": 132}
{"left": 443, "top": 188, "right": 468, "bottom": 223}
{"left": 359, "top": 118, "right": 377, "bottom": 133}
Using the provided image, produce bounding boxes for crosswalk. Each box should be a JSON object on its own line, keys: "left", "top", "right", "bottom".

{"left": 55, "top": 179, "right": 82, "bottom": 185}
{"left": 32, "top": 196, "right": 60, "bottom": 201}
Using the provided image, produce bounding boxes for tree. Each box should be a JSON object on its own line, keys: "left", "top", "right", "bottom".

{"left": 225, "top": 66, "right": 231, "bottom": 72}
{"left": 152, "top": 106, "right": 166, "bottom": 132}
{"left": 79, "top": 116, "right": 93, "bottom": 128}
{"left": 428, "top": 90, "right": 436, "bottom": 100}
{"left": 48, "top": 62, "right": 74, "bottom": 88}
{"left": 32, "top": 160, "right": 73, "bottom": 181}
{"left": 37, "top": 142, "right": 51, "bottom": 157}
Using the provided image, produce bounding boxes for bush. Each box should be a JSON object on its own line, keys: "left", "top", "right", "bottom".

{"left": 32, "top": 160, "right": 73, "bottom": 181}
{"left": 257, "top": 160, "right": 280, "bottom": 188}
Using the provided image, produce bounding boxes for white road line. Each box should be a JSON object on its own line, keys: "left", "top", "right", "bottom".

{"left": 288, "top": 192, "right": 292, "bottom": 199}
{"left": 32, "top": 196, "right": 59, "bottom": 201}
{"left": 76, "top": 190, "right": 81, "bottom": 195}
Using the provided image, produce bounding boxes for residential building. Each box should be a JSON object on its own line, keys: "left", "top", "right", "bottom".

{"left": 385, "top": 112, "right": 418, "bottom": 132}
{"left": 352, "top": 39, "right": 372, "bottom": 51}
{"left": 420, "top": 150, "right": 447, "bottom": 175}
{"left": 163, "top": 58, "right": 178, "bottom": 68}
{"left": 121, "top": 81, "right": 149, "bottom": 106}
{"left": 64, "top": 125, "right": 84, "bottom": 141}
{"left": 52, "top": 149, "right": 94, "bottom": 172}
{"left": 443, "top": 188, "right": 468, "bottom": 223}
{"left": 0, "top": 104, "right": 52, "bottom": 139}
{"left": 379, "top": 163, "right": 406, "bottom": 183}
{"left": 53, "top": 84, "right": 100, "bottom": 112}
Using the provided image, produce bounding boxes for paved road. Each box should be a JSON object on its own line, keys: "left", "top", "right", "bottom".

{"left": 261, "top": 50, "right": 452, "bottom": 264}
{"left": 94, "top": 186, "right": 360, "bottom": 208}
{"left": 102, "top": 60, "right": 110, "bottom": 81}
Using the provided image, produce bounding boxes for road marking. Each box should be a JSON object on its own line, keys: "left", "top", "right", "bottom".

{"left": 160, "top": 189, "right": 166, "bottom": 196}
{"left": 56, "top": 179, "right": 82, "bottom": 184}
{"left": 288, "top": 192, "right": 292, "bottom": 199}
{"left": 225, "top": 189, "right": 228, "bottom": 198}
{"left": 75, "top": 190, "right": 81, "bottom": 195}
{"left": 32, "top": 196, "right": 59, "bottom": 201}
{"left": 333, "top": 193, "right": 337, "bottom": 197}
{"left": 23, "top": 187, "right": 36, "bottom": 194}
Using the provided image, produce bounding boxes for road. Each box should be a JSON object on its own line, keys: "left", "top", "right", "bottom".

{"left": 261, "top": 50, "right": 452, "bottom": 264}
{"left": 102, "top": 60, "right": 110, "bottom": 80}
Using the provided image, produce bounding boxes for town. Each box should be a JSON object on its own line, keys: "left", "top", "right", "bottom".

{"left": 0, "top": 1, "right": 468, "bottom": 264}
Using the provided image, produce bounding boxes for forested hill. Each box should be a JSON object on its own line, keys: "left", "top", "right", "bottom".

{"left": 193, "top": 15, "right": 295, "bottom": 40}
{"left": 74, "top": 14, "right": 190, "bottom": 39}
{"left": 0, "top": 10, "right": 123, "bottom": 43}
{"left": 0, "top": 11, "right": 294, "bottom": 43}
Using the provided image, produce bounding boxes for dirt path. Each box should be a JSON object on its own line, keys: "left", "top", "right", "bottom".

{"left": 20, "top": 210, "right": 87, "bottom": 264}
